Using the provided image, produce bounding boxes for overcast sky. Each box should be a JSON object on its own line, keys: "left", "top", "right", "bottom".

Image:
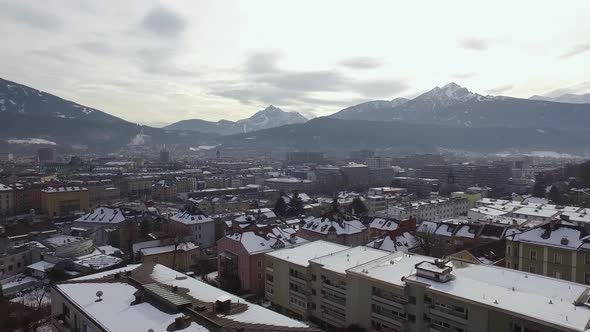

{"left": 1, "top": 0, "right": 589, "bottom": 126}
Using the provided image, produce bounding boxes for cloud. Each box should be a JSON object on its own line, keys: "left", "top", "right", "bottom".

{"left": 560, "top": 43, "right": 590, "bottom": 59}
{"left": 245, "top": 52, "right": 281, "bottom": 73}
{"left": 77, "top": 41, "right": 114, "bottom": 55}
{"left": 353, "top": 80, "right": 409, "bottom": 98}
{"left": 0, "top": 2, "right": 61, "bottom": 30}
{"left": 453, "top": 72, "right": 477, "bottom": 79}
{"left": 140, "top": 6, "right": 187, "bottom": 37}
{"left": 485, "top": 84, "right": 513, "bottom": 95}
{"left": 458, "top": 37, "right": 489, "bottom": 51}
{"left": 136, "top": 47, "right": 197, "bottom": 76}
{"left": 340, "top": 57, "right": 383, "bottom": 69}
{"left": 209, "top": 52, "right": 410, "bottom": 116}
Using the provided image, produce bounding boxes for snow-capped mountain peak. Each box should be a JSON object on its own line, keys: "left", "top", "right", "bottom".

{"left": 416, "top": 82, "right": 477, "bottom": 107}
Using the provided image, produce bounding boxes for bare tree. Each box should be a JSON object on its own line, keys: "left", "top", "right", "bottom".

{"left": 416, "top": 225, "right": 436, "bottom": 257}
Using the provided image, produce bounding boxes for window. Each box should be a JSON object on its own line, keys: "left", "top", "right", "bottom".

{"left": 585, "top": 254, "right": 590, "bottom": 265}
{"left": 529, "top": 265, "right": 536, "bottom": 273}
{"left": 258, "top": 273, "right": 262, "bottom": 280}
{"left": 515, "top": 246, "right": 519, "bottom": 257}
{"left": 554, "top": 253, "right": 562, "bottom": 264}
{"left": 530, "top": 250, "right": 537, "bottom": 261}
{"left": 507, "top": 246, "right": 511, "bottom": 256}
{"left": 585, "top": 272, "right": 590, "bottom": 285}
{"left": 257, "top": 261, "right": 262, "bottom": 268}
{"left": 506, "top": 261, "right": 511, "bottom": 269}
{"left": 554, "top": 271, "right": 562, "bottom": 279}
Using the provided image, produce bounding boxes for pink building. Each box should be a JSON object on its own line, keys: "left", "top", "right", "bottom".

{"left": 217, "top": 227, "right": 306, "bottom": 294}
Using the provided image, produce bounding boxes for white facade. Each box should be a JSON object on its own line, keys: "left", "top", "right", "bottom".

{"left": 388, "top": 198, "right": 469, "bottom": 222}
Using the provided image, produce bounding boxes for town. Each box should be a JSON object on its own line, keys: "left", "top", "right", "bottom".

{"left": 2, "top": 148, "right": 590, "bottom": 332}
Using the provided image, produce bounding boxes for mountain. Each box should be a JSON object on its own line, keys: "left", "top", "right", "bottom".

{"left": 530, "top": 93, "right": 590, "bottom": 104}
{"left": 165, "top": 105, "right": 307, "bottom": 134}
{"left": 330, "top": 97, "right": 409, "bottom": 120}
{"left": 329, "top": 82, "right": 590, "bottom": 131}
{"left": 0, "top": 77, "right": 200, "bottom": 152}
{"left": 0, "top": 77, "right": 124, "bottom": 124}
{"left": 219, "top": 117, "right": 590, "bottom": 156}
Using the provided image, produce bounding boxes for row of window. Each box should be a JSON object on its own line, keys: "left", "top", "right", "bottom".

{"left": 508, "top": 246, "right": 590, "bottom": 265}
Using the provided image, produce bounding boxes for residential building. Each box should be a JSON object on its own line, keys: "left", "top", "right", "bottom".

{"left": 264, "top": 177, "right": 315, "bottom": 193}
{"left": 169, "top": 208, "right": 216, "bottom": 248}
{"left": 264, "top": 240, "right": 348, "bottom": 320}
{"left": 0, "top": 183, "right": 14, "bottom": 216}
{"left": 139, "top": 242, "right": 200, "bottom": 272}
{"left": 51, "top": 263, "right": 320, "bottom": 332}
{"left": 388, "top": 198, "right": 468, "bottom": 222}
{"left": 41, "top": 186, "right": 90, "bottom": 217}
{"left": 217, "top": 227, "right": 306, "bottom": 294}
{"left": 72, "top": 207, "right": 138, "bottom": 247}
{"left": 299, "top": 215, "right": 368, "bottom": 247}
{"left": 506, "top": 221, "right": 590, "bottom": 284}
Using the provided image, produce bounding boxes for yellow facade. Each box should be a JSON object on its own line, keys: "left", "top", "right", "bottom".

{"left": 41, "top": 188, "right": 90, "bottom": 217}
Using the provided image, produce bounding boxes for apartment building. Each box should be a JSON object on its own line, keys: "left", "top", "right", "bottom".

{"left": 169, "top": 209, "right": 216, "bottom": 248}
{"left": 139, "top": 242, "right": 200, "bottom": 272}
{"left": 388, "top": 198, "right": 469, "bottom": 222}
{"left": 264, "top": 241, "right": 348, "bottom": 320}
{"left": 299, "top": 215, "right": 368, "bottom": 247}
{"left": 41, "top": 186, "right": 90, "bottom": 217}
{"left": 506, "top": 221, "right": 590, "bottom": 284}
{"left": 266, "top": 242, "right": 590, "bottom": 332}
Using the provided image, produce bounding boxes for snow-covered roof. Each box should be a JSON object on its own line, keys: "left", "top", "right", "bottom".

{"left": 454, "top": 224, "right": 481, "bottom": 239}
{"left": 302, "top": 217, "right": 366, "bottom": 235}
{"left": 98, "top": 245, "right": 122, "bottom": 256}
{"left": 513, "top": 226, "right": 584, "bottom": 250}
{"left": 469, "top": 206, "right": 508, "bottom": 217}
{"left": 369, "top": 218, "right": 399, "bottom": 231}
{"left": 405, "top": 260, "right": 590, "bottom": 332}
{"left": 417, "top": 221, "right": 439, "bottom": 233}
{"left": 225, "top": 232, "right": 274, "bottom": 255}
{"left": 44, "top": 235, "right": 87, "bottom": 247}
{"left": 367, "top": 233, "right": 418, "bottom": 253}
{"left": 149, "top": 264, "right": 310, "bottom": 328}
{"left": 266, "top": 240, "right": 348, "bottom": 267}
{"left": 56, "top": 282, "right": 209, "bottom": 332}
{"left": 265, "top": 177, "right": 312, "bottom": 184}
{"left": 74, "top": 254, "right": 123, "bottom": 270}
{"left": 310, "top": 246, "right": 388, "bottom": 274}
{"left": 27, "top": 260, "right": 55, "bottom": 272}
{"left": 41, "top": 186, "right": 87, "bottom": 193}
{"left": 75, "top": 207, "right": 126, "bottom": 224}
{"left": 513, "top": 207, "right": 560, "bottom": 218}
{"left": 0, "top": 183, "right": 13, "bottom": 192}
{"left": 348, "top": 252, "right": 434, "bottom": 287}
{"left": 170, "top": 211, "right": 213, "bottom": 225}
{"left": 140, "top": 242, "right": 198, "bottom": 256}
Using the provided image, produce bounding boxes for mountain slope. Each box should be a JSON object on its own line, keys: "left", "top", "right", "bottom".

{"left": 0, "top": 77, "right": 200, "bottom": 152}
{"left": 329, "top": 83, "right": 590, "bottom": 131}
{"left": 530, "top": 93, "right": 590, "bottom": 104}
{"left": 219, "top": 117, "right": 590, "bottom": 155}
{"left": 0, "top": 77, "right": 125, "bottom": 124}
{"left": 165, "top": 105, "right": 307, "bottom": 134}
{"left": 330, "top": 97, "right": 409, "bottom": 120}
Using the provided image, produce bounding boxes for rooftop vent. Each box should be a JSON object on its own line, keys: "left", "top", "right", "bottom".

{"left": 561, "top": 237, "right": 570, "bottom": 245}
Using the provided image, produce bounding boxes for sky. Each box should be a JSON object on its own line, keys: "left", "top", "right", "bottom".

{"left": 0, "top": 0, "right": 589, "bottom": 127}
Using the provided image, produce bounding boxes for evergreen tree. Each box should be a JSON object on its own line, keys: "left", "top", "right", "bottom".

{"left": 288, "top": 191, "right": 304, "bottom": 216}
{"left": 549, "top": 185, "right": 561, "bottom": 204}
{"left": 274, "top": 195, "right": 288, "bottom": 217}
{"left": 532, "top": 175, "right": 546, "bottom": 198}
{"left": 351, "top": 197, "right": 368, "bottom": 216}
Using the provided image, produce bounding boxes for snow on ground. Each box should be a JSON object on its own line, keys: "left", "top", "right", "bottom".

{"left": 7, "top": 138, "right": 57, "bottom": 145}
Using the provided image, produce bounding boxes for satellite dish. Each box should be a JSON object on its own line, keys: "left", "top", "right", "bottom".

{"left": 95, "top": 291, "right": 103, "bottom": 302}
{"left": 148, "top": 329, "right": 155, "bottom": 332}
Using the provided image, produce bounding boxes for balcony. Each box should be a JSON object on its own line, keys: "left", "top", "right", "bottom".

{"left": 289, "top": 287, "right": 307, "bottom": 298}
{"left": 322, "top": 282, "right": 346, "bottom": 294}
{"left": 322, "top": 295, "right": 346, "bottom": 310}
{"left": 371, "top": 294, "right": 406, "bottom": 310}
{"left": 371, "top": 312, "right": 404, "bottom": 328}
{"left": 289, "top": 275, "right": 307, "bottom": 285}
{"left": 429, "top": 306, "right": 468, "bottom": 325}
{"left": 323, "top": 309, "right": 346, "bottom": 326}
{"left": 266, "top": 266, "right": 274, "bottom": 273}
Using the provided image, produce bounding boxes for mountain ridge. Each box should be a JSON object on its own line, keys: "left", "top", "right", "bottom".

{"left": 165, "top": 105, "right": 307, "bottom": 134}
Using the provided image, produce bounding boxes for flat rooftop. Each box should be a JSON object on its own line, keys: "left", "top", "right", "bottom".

{"left": 310, "top": 246, "right": 389, "bottom": 274}
{"left": 266, "top": 240, "right": 348, "bottom": 267}
{"left": 405, "top": 260, "right": 590, "bottom": 332}
{"left": 347, "top": 252, "right": 434, "bottom": 287}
